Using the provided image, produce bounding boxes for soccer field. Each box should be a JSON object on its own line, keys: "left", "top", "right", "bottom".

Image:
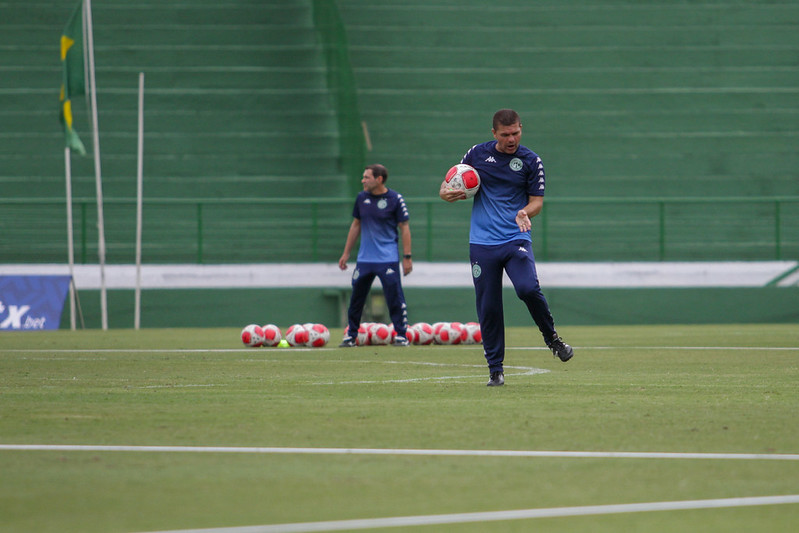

{"left": 1, "top": 324, "right": 797, "bottom": 532}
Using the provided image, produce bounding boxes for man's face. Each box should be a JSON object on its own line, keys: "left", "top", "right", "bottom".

{"left": 361, "top": 168, "right": 381, "bottom": 192}
{"left": 493, "top": 122, "right": 522, "bottom": 154}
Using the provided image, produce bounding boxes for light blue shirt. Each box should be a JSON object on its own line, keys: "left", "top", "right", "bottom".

{"left": 461, "top": 141, "right": 545, "bottom": 245}
{"left": 352, "top": 189, "right": 409, "bottom": 262}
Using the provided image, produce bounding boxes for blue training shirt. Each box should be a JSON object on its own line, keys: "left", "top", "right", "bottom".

{"left": 352, "top": 189, "right": 409, "bottom": 263}
{"left": 461, "top": 141, "right": 545, "bottom": 245}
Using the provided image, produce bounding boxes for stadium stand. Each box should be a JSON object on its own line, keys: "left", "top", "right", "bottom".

{"left": 336, "top": 0, "right": 799, "bottom": 261}
{"left": 1, "top": 0, "right": 797, "bottom": 266}
{"left": 339, "top": 0, "right": 799, "bottom": 198}
{"left": 1, "top": 0, "right": 350, "bottom": 200}
{"left": 1, "top": 0, "right": 797, "bottom": 328}
{"left": 1, "top": 0, "right": 358, "bottom": 263}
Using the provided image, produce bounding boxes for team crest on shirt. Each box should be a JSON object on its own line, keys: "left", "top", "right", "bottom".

{"left": 509, "top": 158, "right": 523, "bottom": 171}
{"left": 377, "top": 199, "right": 387, "bottom": 209}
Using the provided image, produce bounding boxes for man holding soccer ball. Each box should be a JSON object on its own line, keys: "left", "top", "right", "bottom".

{"left": 338, "top": 164, "right": 413, "bottom": 347}
{"left": 440, "top": 109, "right": 573, "bottom": 386}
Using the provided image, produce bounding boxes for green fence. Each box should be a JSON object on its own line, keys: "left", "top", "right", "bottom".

{"left": 2, "top": 196, "right": 797, "bottom": 265}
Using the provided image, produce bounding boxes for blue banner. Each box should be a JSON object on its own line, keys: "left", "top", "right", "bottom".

{"left": 0, "top": 276, "right": 71, "bottom": 331}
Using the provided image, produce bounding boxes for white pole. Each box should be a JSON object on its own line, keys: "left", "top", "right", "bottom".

{"left": 83, "top": 0, "right": 108, "bottom": 330}
{"left": 65, "top": 147, "right": 76, "bottom": 331}
{"left": 134, "top": 72, "right": 145, "bottom": 330}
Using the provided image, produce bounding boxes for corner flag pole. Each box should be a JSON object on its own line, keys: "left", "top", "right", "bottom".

{"left": 83, "top": 0, "right": 108, "bottom": 329}
{"left": 134, "top": 72, "right": 145, "bottom": 330}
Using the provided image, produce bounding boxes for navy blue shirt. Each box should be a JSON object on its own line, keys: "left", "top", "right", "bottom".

{"left": 461, "top": 141, "right": 545, "bottom": 245}
{"left": 352, "top": 189, "right": 409, "bottom": 262}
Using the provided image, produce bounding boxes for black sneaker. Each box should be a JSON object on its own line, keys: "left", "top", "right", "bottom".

{"left": 392, "top": 335, "right": 410, "bottom": 347}
{"left": 548, "top": 335, "right": 574, "bottom": 362}
{"left": 486, "top": 371, "right": 504, "bottom": 387}
{"left": 338, "top": 336, "right": 357, "bottom": 348}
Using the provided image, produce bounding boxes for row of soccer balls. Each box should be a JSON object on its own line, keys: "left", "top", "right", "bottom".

{"left": 241, "top": 323, "right": 330, "bottom": 348}
{"left": 241, "top": 321, "right": 483, "bottom": 348}
{"left": 349, "top": 321, "right": 482, "bottom": 346}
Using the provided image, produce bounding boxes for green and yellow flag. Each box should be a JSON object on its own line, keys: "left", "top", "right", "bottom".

{"left": 60, "top": 1, "right": 86, "bottom": 155}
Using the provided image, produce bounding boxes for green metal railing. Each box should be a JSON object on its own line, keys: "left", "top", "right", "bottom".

{"left": 1, "top": 196, "right": 797, "bottom": 264}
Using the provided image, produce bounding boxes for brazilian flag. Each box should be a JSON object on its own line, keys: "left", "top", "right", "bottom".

{"left": 60, "top": 1, "right": 86, "bottom": 155}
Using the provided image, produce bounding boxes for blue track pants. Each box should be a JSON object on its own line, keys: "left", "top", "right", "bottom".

{"left": 470, "top": 240, "right": 556, "bottom": 373}
{"left": 346, "top": 262, "right": 408, "bottom": 336}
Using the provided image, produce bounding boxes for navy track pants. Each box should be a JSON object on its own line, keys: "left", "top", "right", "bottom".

{"left": 346, "top": 262, "right": 408, "bottom": 336}
{"left": 470, "top": 240, "right": 556, "bottom": 373}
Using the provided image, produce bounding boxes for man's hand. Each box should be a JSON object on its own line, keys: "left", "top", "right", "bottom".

{"left": 441, "top": 188, "right": 467, "bottom": 202}
{"left": 338, "top": 254, "right": 349, "bottom": 271}
{"left": 402, "top": 257, "right": 413, "bottom": 276}
{"left": 439, "top": 180, "right": 467, "bottom": 202}
{"left": 516, "top": 210, "right": 531, "bottom": 232}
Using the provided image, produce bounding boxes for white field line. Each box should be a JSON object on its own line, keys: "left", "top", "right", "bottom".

{"left": 313, "top": 362, "right": 548, "bottom": 385}
{"left": 1, "top": 444, "right": 798, "bottom": 461}
{"left": 134, "top": 494, "right": 799, "bottom": 533}
{"left": 1, "top": 346, "right": 798, "bottom": 354}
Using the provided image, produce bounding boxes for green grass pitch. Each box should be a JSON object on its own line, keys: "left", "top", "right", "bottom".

{"left": 1, "top": 324, "right": 797, "bottom": 532}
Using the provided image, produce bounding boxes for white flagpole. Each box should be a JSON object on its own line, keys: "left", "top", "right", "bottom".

{"left": 65, "top": 147, "right": 76, "bottom": 330}
{"left": 83, "top": 0, "right": 108, "bottom": 329}
{"left": 134, "top": 72, "right": 145, "bottom": 330}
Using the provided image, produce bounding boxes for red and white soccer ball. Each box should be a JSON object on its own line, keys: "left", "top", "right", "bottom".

{"left": 285, "top": 324, "right": 309, "bottom": 346}
{"left": 305, "top": 323, "right": 330, "bottom": 347}
{"left": 370, "top": 323, "right": 392, "bottom": 345}
{"left": 260, "top": 324, "right": 282, "bottom": 347}
{"left": 412, "top": 322, "right": 434, "bottom": 345}
{"left": 403, "top": 326, "right": 417, "bottom": 344}
{"left": 431, "top": 322, "right": 446, "bottom": 344}
{"left": 445, "top": 164, "right": 481, "bottom": 199}
{"left": 434, "top": 322, "right": 466, "bottom": 345}
{"left": 450, "top": 322, "right": 468, "bottom": 344}
{"left": 356, "top": 324, "right": 370, "bottom": 346}
{"left": 464, "top": 322, "right": 482, "bottom": 344}
{"left": 241, "top": 324, "right": 265, "bottom": 347}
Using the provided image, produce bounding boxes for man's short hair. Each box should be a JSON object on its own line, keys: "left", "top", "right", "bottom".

{"left": 366, "top": 164, "right": 389, "bottom": 183}
{"left": 492, "top": 109, "right": 521, "bottom": 130}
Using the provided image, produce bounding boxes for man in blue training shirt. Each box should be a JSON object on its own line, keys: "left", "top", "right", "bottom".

{"left": 339, "top": 164, "right": 412, "bottom": 347}
{"left": 440, "top": 109, "right": 573, "bottom": 386}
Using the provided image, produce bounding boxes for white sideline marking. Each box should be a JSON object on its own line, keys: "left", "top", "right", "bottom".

{"left": 4, "top": 261, "right": 797, "bottom": 288}
{"left": 2, "top": 444, "right": 798, "bottom": 461}
{"left": 2, "top": 346, "right": 797, "bottom": 354}
{"left": 133, "top": 495, "right": 799, "bottom": 533}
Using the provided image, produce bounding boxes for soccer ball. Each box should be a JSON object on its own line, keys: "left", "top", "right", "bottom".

{"left": 435, "top": 322, "right": 464, "bottom": 345}
{"left": 355, "top": 324, "right": 370, "bottom": 346}
{"left": 431, "top": 322, "right": 447, "bottom": 344}
{"left": 464, "top": 322, "right": 482, "bottom": 344}
{"left": 445, "top": 164, "right": 481, "bottom": 198}
{"left": 450, "top": 321, "right": 468, "bottom": 344}
{"left": 412, "top": 322, "right": 434, "bottom": 345}
{"left": 305, "top": 323, "right": 330, "bottom": 347}
{"left": 285, "top": 324, "right": 309, "bottom": 346}
{"left": 261, "top": 324, "right": 282, "bottom": 347}
{"left": 370, "top": 323, "right": 392, "bottom": 345}
{"left": 241, "top": 324, "right": 265, "bottom": 347}
{"left": 403, "top": 326, "right": 417, "bottom": 344}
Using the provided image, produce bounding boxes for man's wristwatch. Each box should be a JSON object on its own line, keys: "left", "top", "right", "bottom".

{"left": 403, "top": 254, "right": 412, "bottom": 259}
